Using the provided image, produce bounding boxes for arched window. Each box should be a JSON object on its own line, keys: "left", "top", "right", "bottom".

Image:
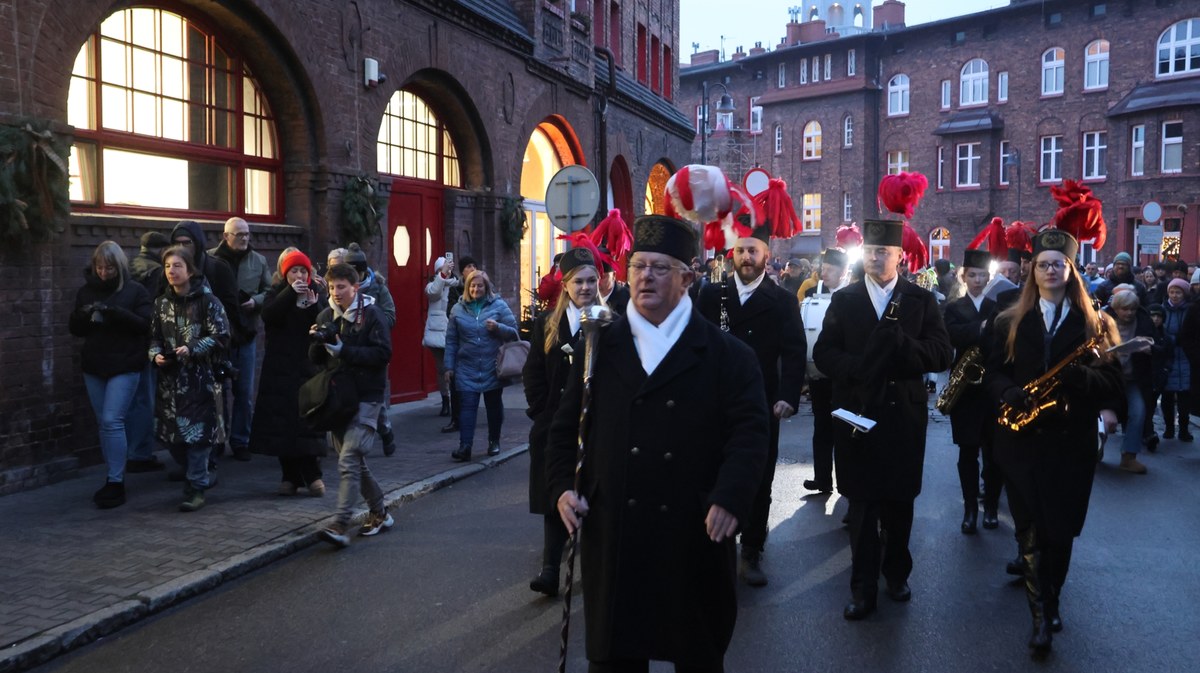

{"left": 929, "top": 227, "right": 950, "bottom": 262}
{"left": 644, "top": 162, "right": 672, "bottom": 215}
{"left": 1041, "top": 47, "right": 1065, "bottom": 95}
{"left": 828, "top": 4, "right": 845, "bottom": 26}
{"left": 843, "top": 115, "right": 853, "bottom": 147}
{"left": 809, "top": 7, "right": 820, "bottom": 21}
{"left": 1157, "top": 19, "right": 1200, "bottom": 77}
{"left": 803, "top": 121, "right": 822, "bottom": 159}
{"left": 888, "top": 74, "right": 910, "bottom": 115}
{"left": 853, "top": 5, "right": 865, "bottom": 28}
{"left": 376, "top": 90, "right": 461, "bottom": 186}
{"left": 959, "top": 58, "right": 989, "bottom": 106}
{"left": 67, "top": 7, "right": 281, "bottom": 218}
{"left": 774, "top": 125, "right": 783, "bottom": 155}
{"left": 1085, "top": 40, "right": 1110, "bottom": 89}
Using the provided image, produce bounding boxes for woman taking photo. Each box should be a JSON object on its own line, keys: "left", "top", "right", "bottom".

{"left": 150, "top": 245, "right": 230, "bottom": 512}
{"left": 250, "top": 249, "right": 328, "bottom": 496}
{"left": 985, "top": 228, "right": 1122, "bottom": 656}
{"left": 70, "top": 241, "right": 153, "bottom": 509}
{"left": 522, "top": 247, "right": 599, "bottom": 597}
{"left": 444, "top": 269, "right": 518, "bottom": 461}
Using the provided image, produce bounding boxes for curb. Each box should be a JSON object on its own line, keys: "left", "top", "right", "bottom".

{"left": 0, "top": 445, "right": 528, "bottom": 673}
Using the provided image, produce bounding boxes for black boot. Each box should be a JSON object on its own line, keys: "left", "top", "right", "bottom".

{"left": 1045, "top": 585, "right": 1063, "bottom": 633}
{"left": 1020, "top": 527, "right": 1052, "bottom": 655}
{"left": 450, "top": 443, "right": 471, "bottom": 462}
{"left": 981, "top": 502, "right": 999, "bottom": 529}
{"left": 1179, "top": 419, "right": 1193, "bottom": 442}
{"left": 961, "top": 502, "right": 978, "bottom": 535}
{"left": 439, "top": 396, "right": 450, "bottom": 417}
{"left": 529, "top": 566, "right": 560, "bottom": 596}
{"left": 441, "top": 420, "right": 459, "bottom": 434}
{"left": 486, "top": 440, "right": 501, "bottom": 456}
{"left": 739, "top": 548, "right": 768, "bottom": 587}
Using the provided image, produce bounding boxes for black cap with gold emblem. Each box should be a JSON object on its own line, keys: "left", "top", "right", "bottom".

{"left": 632, "top": 215, "right": 697, "bottom": 265}
{"left": 963, "top": 249, "right": 991, "bottom": 270}
{"left": 558, "top": 246, "right": 597, "bottom": 276}
{"left": 862, "top": 219, "right": 903, "bottom": 247}
{"left": 1032, "top": 229, "right": 1078, "bottom": 260}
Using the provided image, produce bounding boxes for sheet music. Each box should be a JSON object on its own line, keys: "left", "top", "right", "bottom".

{"left": 832, "top": 408, "right": 877, "bottom": 433}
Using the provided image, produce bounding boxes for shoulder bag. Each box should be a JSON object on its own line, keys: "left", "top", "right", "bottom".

{"left": 298, "top": 363, "right": 360, "bottom": 431}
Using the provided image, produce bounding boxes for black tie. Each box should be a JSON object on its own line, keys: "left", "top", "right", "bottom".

{"left": 1044, "top": 302, "right": 1063, "bottom": 367}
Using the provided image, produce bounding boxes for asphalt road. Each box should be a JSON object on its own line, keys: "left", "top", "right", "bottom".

{"left": 32, "top": 410, "right": 1200, "bottom": 673}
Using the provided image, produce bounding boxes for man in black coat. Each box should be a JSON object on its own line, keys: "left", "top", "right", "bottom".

{"left": 942, "top": 249, "right": 1002, "bottom": 534}
{"left": 597, "top": 249, "right": 631, "bottom": 317}
{"left": 547, "top": 215, "right": 768, "bottom": 672}
{"left": 813, "top": 219, "right": 953, "bottom": 620}
{"left": 802, "top": 248, "right": 850, "bottom": 495}
{"left": 698, "top": 223, "right": 806, "bottom": 587}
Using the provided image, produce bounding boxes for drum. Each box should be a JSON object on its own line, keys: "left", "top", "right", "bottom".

{"left": 800, "top": 291, "right": 832, "bottom": 379}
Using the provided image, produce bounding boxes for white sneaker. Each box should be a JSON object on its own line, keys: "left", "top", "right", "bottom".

{"left": 359, "top": 511, "right": 395, "bottom": 537}
{"left": 320, "top": 525, "right": 351, "bottom": 548}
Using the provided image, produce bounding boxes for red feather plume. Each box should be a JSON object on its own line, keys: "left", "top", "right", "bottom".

{"left": 901, "top": 223, "right": 928, "bottom": 274}
{"left": 836, "top": 223, "right": 862, "bottom": 247}
{"left": 878, "top": 172, "right": 930, "bottom": 220}
{"left": 968, "top": 217, "right": 1007, "bottom": 257}
{"left": 753, "top": 178, "right": 802, "bottom": 239}
{"left": 1049, "top": 180, "right": 1107, "bottom": 250}
{"left": 703, "top": 221, "right": 727, "bottom": 251}
{"left": 556, "top": 231, "right": 615, "bottom": 272}
{"left": 1004, "top": 221, "right": 1035, "bottom": 253}
{"left": 589, "top": 209, "right": 632, "bottom": 260}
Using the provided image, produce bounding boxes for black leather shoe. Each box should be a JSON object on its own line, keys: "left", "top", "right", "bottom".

{"left": 486, "top": 441, "right": 501, "bottom": 456}
{"left": 441, "top": 421, "right": 459, "bottom": 434}
{"left": 1163, "top": 428, "right": 1175, "bottom": 439}
{"left": 1046, "top": 605, "right": 1063, "bottom": 632}
{"left": 450, "top": 444, "right": 471, "bottom": 462}
{"left": 1180, "top": 430, "right": 1194, "bottom": 442}
{"left": 843, "top": 598, "right": 876, "bottom": 620}
{"left": 739, "top": 550, "right": 768, "bottom": 587}
{"left": 1006, "top": 554, "right": 1026, "bottom": 576}
{"left": 380, "top": 428, "right": 396, "bottom": 457}
{"left": 961, "top": 505, "right": 978, "bottom": 535}
{"left": 803, "top": 479, "right": 833, "bottom": 493}
{"left": 982, "top": 506, "right": 999, "bottom": 529}
{"left": 231, "top": 444, "right": 251, "bottom": 462}
{"left": 529, "top": 566, "right": 559, "bottom": 597}
{"left": 885, "top": 581, "right": 911, "bottom": 602}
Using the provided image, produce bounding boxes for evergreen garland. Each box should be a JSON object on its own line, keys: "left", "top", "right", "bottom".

{"left": 340, "top": 174, "right": 388, "bottom": 245}
{"left": 0, "top": 122, "right": 69, "bottom": 247}
{"left": 500, "top": 196, "right": 527, "bottom": 251}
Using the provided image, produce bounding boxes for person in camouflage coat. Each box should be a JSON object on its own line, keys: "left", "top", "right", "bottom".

{"left": 149, "top": 246, "right": 230, "bottom": 512}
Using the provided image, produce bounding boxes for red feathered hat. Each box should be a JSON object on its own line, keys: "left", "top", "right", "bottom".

{"left": 752, "top": 178, "right": 802, "bottom": 240}
{"left": 1004, "top": 221, "right": 1036, "bottom": 262}
{"left": 1049, "top": 179, "right": 1107, "bottom": 251}
{"left": 589, "top": 209, "right": 632, "bottom": 261}
{"left": 878, "top": 172, "right": 929, "bottom": 220}
{"left": 967, "top": 217, "right": 1008, "bottom": 259}
{"left": 556, "top": 231, "right": 615, "bottom": 272}
{"left": 901, "top": 223, "right": 928, "bottom": 274}
{"left": 836, "top": 223, "right": 863, "bottom": 248}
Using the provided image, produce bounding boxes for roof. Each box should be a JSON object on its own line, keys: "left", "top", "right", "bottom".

{"left": 1108, "top": 77, "right": 1200, "bottom": 117}
{"left": 755, "top": 77, "right": 877, "bottom": 105}
{"left": 454, "top": 0, "right": 532, "bottom": 44}
{"left": 932, "top": 109, "right": 1005, "bottom": 136}
{"left": 595, "top": 56, "right": 693, "bottom": 135}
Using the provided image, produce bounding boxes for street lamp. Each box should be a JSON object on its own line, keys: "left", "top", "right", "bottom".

{"left": 1005, "top": 148, "right": 1022, "bottom": 220}
{"left": 700, "top": 81, "right": 736, "bottom": 164}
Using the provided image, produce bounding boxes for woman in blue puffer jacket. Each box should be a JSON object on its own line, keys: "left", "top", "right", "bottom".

{"left": 445, "top": 269, "right": 518, "bottom": 461}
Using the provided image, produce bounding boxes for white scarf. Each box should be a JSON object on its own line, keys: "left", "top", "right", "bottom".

{"left": 733, "top": 271, "right": 765, "bottom": 305}
{"left": 865, "top": 274, "right": 899, "bottom": 320}
{"left": 627, "top": 294, "right": 693, "bottom": 376}
{"left": 565, "top": 302, "right": 582, "bottom": 338}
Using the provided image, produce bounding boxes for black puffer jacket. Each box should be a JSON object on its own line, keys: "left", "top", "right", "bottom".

{"left": 309, "top": 293, "right": 392, "bottom": 404}
{"left": 69, "top": 270, "right": 152, "bottom": 378}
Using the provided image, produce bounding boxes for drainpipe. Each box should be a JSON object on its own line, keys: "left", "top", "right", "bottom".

{"left": 594, "top": 46, "right": 618, "bottom": 221}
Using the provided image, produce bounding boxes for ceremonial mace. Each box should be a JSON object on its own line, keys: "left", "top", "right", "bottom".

{"left": 559, "top": 303, "right": 613, "bottom": 673}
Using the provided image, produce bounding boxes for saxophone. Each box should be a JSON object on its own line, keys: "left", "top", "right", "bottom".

{"left": 997, "top": 334, "right": 1104, "bottom": 431}
{"left": 935, "top": 346, "right": 984, "bottom": 414}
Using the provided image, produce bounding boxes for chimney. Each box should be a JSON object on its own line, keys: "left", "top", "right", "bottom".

{"left": 732, "top": 45, "right": 747, "bottom": 61}
{"left": 798, "top": 19, "right": 828, "bottom": 43}
{"left": 749, "top": 41, "right": 767, "bottom": 56}
{"left": 689, "top": 49, "right": 720, "bottom": 66}
{"left": 874, "top": 0, "right": 906, "bottom": 31}
{"left": 786, "top": 21, "right": 802, "bottom": 46}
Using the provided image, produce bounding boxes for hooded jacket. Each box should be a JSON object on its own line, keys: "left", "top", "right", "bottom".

{"left": 210, "top": 239, "right": 273, "bottom": 341}
{"left": 168, "top": 221, "right": 245, "bottom": 343}
{"left": 309, "top": 292, "right": 392, "bottom": 404}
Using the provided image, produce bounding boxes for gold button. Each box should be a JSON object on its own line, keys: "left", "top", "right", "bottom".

{"left": 631, "top": 446, "right": 640, "bottom": 455}
{"left": 666, "top": 400, "right": 676, "bottom": 408}
{"left": 628, "top": 499, "right": 637, "bottom": 507}
{"left": 659, "top": 505, "right": 668, "bottom": 513}
{"left": 663, "top": 452, "right": 673, "bottom": 461}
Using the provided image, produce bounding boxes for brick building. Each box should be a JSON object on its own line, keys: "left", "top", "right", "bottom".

{"left": 0, "top": 0, "right": 691, "bottom": 492}
{"left": 679, "top": 0, "right": 1200, "bottom": 266}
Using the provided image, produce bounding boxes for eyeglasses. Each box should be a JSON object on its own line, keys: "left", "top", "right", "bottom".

{"left": 629, "top": 261, "right": 684, "bottom": 277}
{"left": 229, "top": 232, "right": 250, "bottom": 240}
{"left": 1035, "top": 261, "right": 1067, "bottom": 272}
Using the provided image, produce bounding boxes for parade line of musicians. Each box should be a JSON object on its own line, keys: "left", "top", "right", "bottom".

{"left": 535, "top": 166, "right": 1130, "bottom": 672}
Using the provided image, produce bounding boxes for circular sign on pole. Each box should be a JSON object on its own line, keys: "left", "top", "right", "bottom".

{"left": 545, "top": 165, "right": 600, "bottom": 233}
{"left": 1142, "top": 200, "right": 1163, "bottom": 225}
{"left": 744, "top": 167, "right": 772, "bottom": 197}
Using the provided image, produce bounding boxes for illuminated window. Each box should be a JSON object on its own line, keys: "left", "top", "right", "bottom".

{"left": 802, "top": 193, "right": 821, "bottom": 233}
{"left": 68, "top": 7, "right": 281, "bottom": 217}
{"left": 803, "top": 121, "right": 822, "bottom": 159}
{"left": 930, "top": 227, "right": 950, "bottom": 261}
{"left": 1157, "top": 18, "right": 1200, "bottom": 77}
{"left": 377, "top": 90, "right": 461, "bottom": 187}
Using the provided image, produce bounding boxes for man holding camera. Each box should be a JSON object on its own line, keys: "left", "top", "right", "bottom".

{"left": 309, "top": 263, "right": 394, "bottom": 548}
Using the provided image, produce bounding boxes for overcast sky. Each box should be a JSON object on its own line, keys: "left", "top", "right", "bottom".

{"left": 681, "top": 0, "right": 1010, "bottom": 60}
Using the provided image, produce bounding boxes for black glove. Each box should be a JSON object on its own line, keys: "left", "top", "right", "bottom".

{"left": 1002, "top": 386, "right": 1031, "bottom": 409}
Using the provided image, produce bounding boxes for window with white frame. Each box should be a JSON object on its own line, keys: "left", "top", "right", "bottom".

{"left": 774, "top": 125, "right": 783, "bottom": 155}
{"left": 1131, "top": 124, "right": 1145, "bottom": 176}
{"left": 749, "top": 97, "right": 762, "bottom": 134}
{"left": 887, "top": 150, "right": 910, "bottom": 175}
{"left": 812, "top": 58, "right": 820, "bottom": 83}
{"left": 843, "top": 192, "right": 852, "bottom": 222}
{"left": 941, "top": 80, "right": 951, "bottom": 110}
{"left": 1040, "top": 135, "right": 1063, "bottom": 182}
{"left": 1157, "top": 18, "right": 1200, "bottom": 78}
{"left": 824, "top": 54, "right": 832, "bottom": 80}
{"left": 960, "top": 58, "right": 989, "bottom": 106}
{"left": 1082, "top": 131, "right": 1107, "bottom": 179}
{"left": 888, "top": 74, "right": 910, "bottom": 115}
{"left": 843, "top": 115, "right": 853, "bottom": 147}
{"left": 778, "top": 63, "right": 786, "bottom": 88}
{"left": 803, "top": 121, "right": 823, "bottom": 159}
{"left": 998, "top": 71, "right": 1009, "bottom": 102}
{"left": 802, "top": 193, "right": 821, "bottom": 232}
{"left": 847, "top": 49, "right": 856, "bottom": 76}
{"left": 937, "top": 146, "right": 945, "bottom": 189}
{"left": 999, "top": 140, "right": 1012, "bottom": 185}
{"left": 800, "top": 58, "right": 808, "bottom": 84}
{"left": 930, "top": 227, "right": 951, "bottom": 261}
{"left": 1042, "top": 48, "right": 1065, "bottom": 95}
{"left": 956, "top": 143, "right": 981, "bottom": 187}
{"left": 1162, "top": 121, "right": 1183, "bottom": 173}
{"left": 1085, "top": 40, "right": 1110, "bottom": 89}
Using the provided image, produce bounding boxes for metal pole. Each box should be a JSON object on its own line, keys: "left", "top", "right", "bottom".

{"left": 700, "top": 80, "right": 709, "bottom": 164}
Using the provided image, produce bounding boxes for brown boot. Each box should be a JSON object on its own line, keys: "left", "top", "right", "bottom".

{"left": 1119, "top": 452, "right": 1147, "bottom": 474}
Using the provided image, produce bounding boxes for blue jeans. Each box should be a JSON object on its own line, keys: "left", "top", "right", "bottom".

{"left": 125, "top": 364, "right": 157, "bottom": 461}
{"left": 167, "top": 443, "right": 212, "bottom": 490}
{"left": 84, "top": 371, "right": 141, "bottom": 483}
{"left": 1123, "top": 384, "right": 1146, "bottom": 455}
{"left": 228, "top": 341, "right": 257, "bottom": 447}
{"left": 458, "top": 388, "right": 503, "bottom": 448}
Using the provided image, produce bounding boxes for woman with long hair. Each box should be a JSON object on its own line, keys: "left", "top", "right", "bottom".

{"left": 522, "top": 247, "right": 599, "bottom": 597}
{"left": 984, "top": 230, "right": 1122, "bottom": 656}
{"left": 70, "top": 241, "right": 153, "bottom": 509}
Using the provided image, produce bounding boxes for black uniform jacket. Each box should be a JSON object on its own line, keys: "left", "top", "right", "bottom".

{"left": 602, "top": 282, "right": 630, "bottom": 316}
{"left": 984, "top": 307, "right": 1122, "bottom": 543}
{"left": 943, "top": 294, "right": 998, "bottom": 447}
{"left": 545, "top": 311, "right": 768, "bottom": 666}
{"left": 523, "top": 312, "right": 581, "bottom": 515}
{"left": 696, "top": 276, "right": 806, "bottom": 411}
{"left": 812, "top": 277, "right": 953, "bottom": 501}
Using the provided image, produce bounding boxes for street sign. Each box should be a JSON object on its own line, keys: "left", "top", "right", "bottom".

{"left": 1140, "top": 245, "right": 1159, "bottom": 255}
{"left": 1142, "top": 200, "right": 1163, "bottom": 224}
{"left": 744, "top": 168, "right": 771, "bottom": 197}
{"left": 545, "top": 165, "right": 599, "bottom": 233}
{"left": 1138, "top": 225, "right": 1163, "bottom": 245}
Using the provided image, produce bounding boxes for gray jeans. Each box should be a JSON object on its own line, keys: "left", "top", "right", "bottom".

{"left": 332, "top": 402, "right": 386, "bottom": 527}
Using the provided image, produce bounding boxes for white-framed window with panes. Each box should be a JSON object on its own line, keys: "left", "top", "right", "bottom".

{"left": 843, "top": 192, "right": 852, "bottom": 222}
{"left": 1042, "top": 48, "right": 1065, "bottom": 95}
{"left": 1162, "top": 121, "right": 1183, "bottom": 173}
{"left": 824, "top": 54, "right": 832, "bottom": 80}
{"left": 956, "top": 143, "right": 981, "bottom": 187}
{"left": 1084, "top": 40, "right": 1110, "bottom": 90}
{"left": 887, "top": 149, "right": 909, "bottom": 175}
{"left": 998, "top": 71, "right": 1009, "bottom": 102}
{"left": 802, "top": 193, "right": 822, "bottom": 232}
{"left": 749, "top": 97, "right": 763, "bottom": 135}
{"left": 800, "top": 58, "right": 808, "bottom": 84}
{"left": 812, "top": 58, "right": 820, "bottom": 83}
{"left": 888, "top": 74, "right": 910, "bottom": 116}
{"left": 937, "top": 146, "right": 945, "bottom": 189}
{"left": 1082, "top": 131, "right": 1107, "bottom": 179}
{"left": 1157, "top": 19, "right": 1200, "bottom": 78}
{"left": 847, "top": 49, "right": 856, "bottom": 76}
{"left": 778, "top": 63, "right": 786, "bottom": 88}
{"left": 774, "top": 125, "right": 784, "bottom": 155}
{"left": 1130, "top": 124, "right": 1145, "bottom": 177}
{"left": 999, "top": 140, "right": 1012, "bottom": 185}
{"left": 940, "top": 80, "right": 951, "bottom": 110}
{"left": 843, "top": 115, "right": 853, "bottom": 147}
{"left": 1040, "top": 135, "right": 1063, "bottom": 182}
{"left": 803, "top": 121, "right": 823, "bottom": 159}
{"left": 960, "top": 58, "right": 989, "bottom": 106}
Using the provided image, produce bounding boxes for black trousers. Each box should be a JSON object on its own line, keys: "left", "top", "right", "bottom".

{"left": 588, "top": 659, "right": 723, "bottom": 673}
{"left": 956, "top": 436, "right": 1002, "bottom": 507}
{"left": 1161, "top": 390, "right": 1190, "bottom": 433}
{"left": 541, "top": 512, "right": 569, "bottom": 569}
{"left": 279, "top": 456, "right": 322, "bottom": 486}
{"left": 846, "top": 498, "right": 915, "bottom": 602}
{"left": 1005, "top": 474, "right": 1074, "bottom": 594}
{"left": 739, "top": 414, "right": 779, "bottom": 553}
{"left": 808, "top": 377, "right": 835, "bottom": 488}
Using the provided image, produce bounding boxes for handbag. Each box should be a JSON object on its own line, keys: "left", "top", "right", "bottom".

{"left": 298, "top": 364, "right": 360, "bottom": 431}
{"left": 496, "top": 339, "right": 530, "bottom": 379}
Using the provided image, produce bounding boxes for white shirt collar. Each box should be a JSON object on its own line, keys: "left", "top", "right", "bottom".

{"left": 733, "top": 272, "right": 766, "bottom": 305}
{"left": 969, "top": 291, "right": 985, "bottom": 312}
{"left": 565, "top": 302, "right": 582, "bottom": 337}
{"left": 1038, "top": 296, "right": 1071, "bottom": 333}
{"left": 627, "top": 294, "right": 693, "bottom": 376}
{"left": 864, "top": 274, "right": 899, "bottom": 320}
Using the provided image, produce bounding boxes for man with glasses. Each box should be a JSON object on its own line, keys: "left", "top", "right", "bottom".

{"left": 547, "top": 214, "right": 768, "bottom": 673}
{"left": 209, "top": 217, "right": 273, "bottom": 461}
{"left": 813, "top": 218, "right": 953, "bottom": 621}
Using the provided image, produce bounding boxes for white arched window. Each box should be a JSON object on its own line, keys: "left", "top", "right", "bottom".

{"left": 1085, "top": 40, "right": 1110, "bottom": 89}
{"left": 377, "top": 90, "right": 461, "bottom": 186}
{"left": 1157, "top": 18, "right": 1200, "bottom": 77}
{"left": 1042, "top": 48, "right": 1065, "bottom": 95}
{"left": 803, "top": 121, "right": 822, "bottom": 159}
{"left": 774, "top": 124, "right": 783, "bottom": 155}
{"left": 888, "top": 74, "right": 910, "bottom": 115}
{"left": 843, "top": 115, "right": 853, "bottom": 147}
{"left": 959, "top": 58, "right": 989, "bottom": 106}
